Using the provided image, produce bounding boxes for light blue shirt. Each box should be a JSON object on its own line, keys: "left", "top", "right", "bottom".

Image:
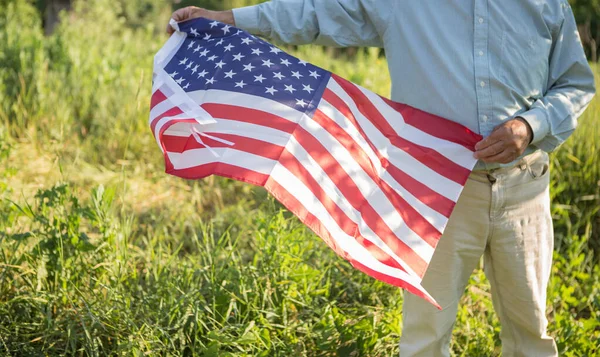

{"left": 233, "top": 0, "right": 596, "bottom": 170}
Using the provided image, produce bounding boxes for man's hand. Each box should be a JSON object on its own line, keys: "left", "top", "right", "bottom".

{"left": 474, "top": 118, "right": 533, "bottom": 164}
{"left": 167, "top": 7, "right": 235, "bottom": 35}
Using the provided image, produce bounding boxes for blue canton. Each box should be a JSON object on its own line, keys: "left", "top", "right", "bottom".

{"left": 164, "top": 18, "right": 331, "bottom": 114}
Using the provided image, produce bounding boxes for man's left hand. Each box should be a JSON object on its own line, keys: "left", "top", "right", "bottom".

{"left": 474, "top": 118, "right": 533, "bottom": 164}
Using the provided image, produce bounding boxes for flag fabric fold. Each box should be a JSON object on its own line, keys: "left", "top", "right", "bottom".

{"left": 150, "top": 17, "right": 483, "bottom": 308}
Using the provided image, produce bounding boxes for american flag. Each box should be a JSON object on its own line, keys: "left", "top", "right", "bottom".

{"left": 150, "top": 17, "right": 482, "bottom": 308}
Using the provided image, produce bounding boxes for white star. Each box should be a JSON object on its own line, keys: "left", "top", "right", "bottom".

{"left": 197, "top": 69, "right": 208, "bottom": 78}
{"left": 270, "top": 47, "right": 282, "bottom": 54}
{"left": 214, "top": 39, "right": 224, "bottom": 47}
{"left": 187, "top": 40, "right": 195, "bottom": 49}
{"left": 280, "top": 58, "right": 291, "bottom": 67}
{"left": 224, "top": 43, "right": 235, "bottom": 52}
{"left": 224, "top": 70, "right": 236, "bottom": 79}
{"left": 291, "top": 71, "right": 303, "bottom": 79}
{"left": 185, "top": 61, "right": 194, "bottom": 70}
{"left": 193, "top": 45, "right": 202, "bottom": 53}
{"left": 273, "top": 72, "right": 285, "bottom": 80}
{"left": 254, "top": 74, "right": 266, "bottom": 83}
{"left": 235, "top": 30, "right": 243, "bottom": 36}
{"left": 169, "top": 71, "right": 178, "bottom": 78}
{"left": 309, "top": 70, "right": 321, "bottom": 79}
{"left": 251, "top": 48, "right": 263, "bottom": 56}
{"left": 209, "top": 20, "right": 219, "bottom": 28}
{"left": 191, "top": 65, "right": 200, "bottom": 74}
{"left": 175, "top": 77, "right": 185, "bottom": 85}
{"left": 203, "top": 33, "right": 212, "bottom": 40}
{"left": 296, "top": 99, "right": 308, "bottom": 108}
{"left": 298, "top": 59, "right": 308, "bottom": 66}
{"left": 284, "top": 84, "right": 296, "bottom": 93}
{"left": 179, "top": 57, "right": 189, "bottom": 65}
{"left": 235, "top": 80, "right": 247, "bottom": 88}
{"left": 241, "top": 37, "right": 253, "bottom": 45}
{"left": 222, "top": 25, "right": 231, "bottom": 34}
{"left": 190, "top": 28, "right": 199, "bottom": 37}
{"left": 233, "top": 53, "right": 245, "bottom": 61}
{"left": 183, "top": 83, "right": 190, "bottom": 90}
{"left": 265, "top": 86, "right": 278, "bottom": 95}
{"left": 215, "top": 60, "right": 226, "bottom": 69}
{"left": 207, "top": 55, "right": 218, "bottom": 62}
{"left": 206, "top": 77, "right": 216, "bottom": 85}
{"left": 302, "top": 84, "right": 314, "bottom": 93}
{"left": 199, "top": 49, "right": 210, "bottom": 57}
{"left": 262, "top": 59, "right": 274, "bottom": 68}
{"left": 243, "top": 63, "right": 255, "bottom": 72}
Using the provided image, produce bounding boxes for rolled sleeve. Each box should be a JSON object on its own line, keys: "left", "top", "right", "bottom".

{"left": 518, "top": 107, "right": 550, "bottom": 145}
{"left": 232, "top": 5, "right": 264, "bottom": 36}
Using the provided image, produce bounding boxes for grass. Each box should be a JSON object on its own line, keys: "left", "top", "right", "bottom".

{"left": 0, "top": 0, "right": 599, "bottom": 355}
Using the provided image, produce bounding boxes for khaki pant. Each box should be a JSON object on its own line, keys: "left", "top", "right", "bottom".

{"left": 399, "top": 151, "right": 558, "bottom": 357}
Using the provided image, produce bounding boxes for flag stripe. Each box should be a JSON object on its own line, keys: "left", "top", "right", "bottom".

{"left": 331, "top": 75, "right": 471, "bottom": 185}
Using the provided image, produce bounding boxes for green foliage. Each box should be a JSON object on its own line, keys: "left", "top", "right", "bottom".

{"left": 0, "top": 0, "right": 598, "bottom": 355}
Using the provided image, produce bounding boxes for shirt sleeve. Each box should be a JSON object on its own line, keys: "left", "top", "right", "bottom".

{"left": 232, "top": 0, "right": 391, "bottom": 48}
{"left": 518, "top": 4, "right": 596, "bottom": 152}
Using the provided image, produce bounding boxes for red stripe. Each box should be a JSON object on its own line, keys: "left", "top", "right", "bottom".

{"left": 312, "top": 109, "right": 441, "bottom": 247}
{"left": 265, "top": 178, "right": 440, "bottom": 309}
{"left": 202, "top": 103, "right": 297, "bottom": 134}
{"left": 150, "top": 89, "right": 168, "bottom": 110}
{"left": 292, "top": 126, "right": 428, "bottom": 277}
{"left": 168, "top": 162, "right": 270, "bottom": 186}
{"left": 150, "top": 107, "right": 183, "bottom": 134}
{"left": 380, "top": 98, "right": 482, "bottom": 151}
{"left": 323, "top": 88, "right": 455, "bottom": 218}
{"left": 331, "top": 75, "right": 471, "bottom": 185}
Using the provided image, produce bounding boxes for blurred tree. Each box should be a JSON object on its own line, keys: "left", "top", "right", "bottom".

{"left": 39, "top": 0, "right": 71, "bottom": 34}
{"left": 570, "top": 0, "right": 600, "bottom": 61}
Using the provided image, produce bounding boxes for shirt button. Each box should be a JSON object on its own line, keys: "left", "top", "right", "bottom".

{"left": 478, "top": 50, "right": 484, "bottom": 56}
{"left": 482, "top": 115, "right": 488, "bottom": 121}
{"left": 478, "top": 17, "right": 484, "bottom": 24}
{"left": 480, "top": 81, "right": 486, "bottom": 87}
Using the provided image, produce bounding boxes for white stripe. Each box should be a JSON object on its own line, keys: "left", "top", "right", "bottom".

{"left": 298, "top": 114, "right": 435, "bottom": 262}
{"left": 318, "top": 99, "right": 448, "bottom": 232}
{"left": 167, "top": 147, "right": 276, "bottom": 174}
{"left": 358, "top": 86, "right": 477, "bottom": 169}
{"left": 163, "top": 119, "right": 291, "bottom": 147}
{"left": 270, "top": 162, "right": 431, "bottom": 295}
{"left": 327, "top": 78, "right": 464, "bottom": 201}
{"left": 149, "top": 97, "right": 175, "bottom": 123}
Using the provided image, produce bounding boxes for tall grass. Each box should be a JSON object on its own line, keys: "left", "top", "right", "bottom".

{"left": 0, "top": 0, "right": 598, "bottom": 355}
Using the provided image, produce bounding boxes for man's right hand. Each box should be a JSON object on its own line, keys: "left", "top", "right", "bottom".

{"left": 167, "top": 7, "right": 235, "bottom": 35}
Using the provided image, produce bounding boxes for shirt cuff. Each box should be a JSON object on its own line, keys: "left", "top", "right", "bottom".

{"left": 517, "top": 107, "right": 550, "bottom": 145}
{"left": 232, "top": 5, "right": 264, "bottom": 35}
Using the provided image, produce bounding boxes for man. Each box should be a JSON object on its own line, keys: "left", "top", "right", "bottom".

{"left": 167, "top": 1, "right": 596, "bottom": 356}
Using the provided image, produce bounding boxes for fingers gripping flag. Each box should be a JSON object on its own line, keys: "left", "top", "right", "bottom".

{"left": 151, "top": 18, "right": 482, "bottom": 308}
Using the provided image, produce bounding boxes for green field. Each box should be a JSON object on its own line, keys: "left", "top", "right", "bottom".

{"left": 1, "top": 1, "right": 599, "bottom": 356}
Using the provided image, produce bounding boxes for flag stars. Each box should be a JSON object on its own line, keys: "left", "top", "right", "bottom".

{"left": 224, "top": 70, "right": 237, "bottom": 79}
{"left": 191, "top": 65, "right": 200, "bottom": 74}
{"left": 241, "top": 37, "right": 253, "bottom": 45}
{"left": 185, "top": 61, "right": 194, "bottom": 70}
{"left": 302, "top": 84, "right": 314, "bottom": 93}
{"left": 193, "top": 45, "right": 202, "bottom": 53}
{"left": 197, "top": 69, "right": 208, "bottom": 78}
{"left": 169, "top": 71, "right": 179, "bottom": 78}
{"left": 262, "top": 59, "right": 274, "bottom": 68}
{"left": 284, "top": 84, "right": 296, "bottom": 94}
{"left": 309, "top": 70, "right": 321, "bottom": 79}
{"left": 179, "top": 57, "right": 189, "bottom": 66}
{"left": 221, "top": 24, "right": 231, "bottom": 34}
{"left": 243, "top": 63, "right": 256, "bottom": 72}
{"left": 254, "top": 74, "right": 266, "bottom": 83}
{"left": 199, "top": 49, "right": 210, "bottom": 57}
{"left": 298, "top": 59, "right": 308, "bottom": 66}
{"left": 233, "top": 53, "right": 245, "bottom": 61}
{"left": 270, "top": 47, "right": 282, "bottom": 54}
{"left": 175, "top": 77, "right": 185, "bottom": 85}
{"left": 215, "top": 39, "right": 225, "bottom": 46}
{"left": 251, "top": 48, "right": 263, "bottom": 56}
{"left": 190, "top": 28, "right": 199, "bottom": 37}
{"left": 265, "top": 86, "right": 278, "bottom": 95}
{"left": 187, "top": 40, "right": 195, "bottom": 49}
{"left": 273, "top": 72, "right": 285, "bottom": 80}
{"left": 280, "top": 58, "right": 291, "bottom": 67}
{"left": 215, "top": 60, "right": 226, "bottom": 69}
{"left": 296, "top": 99, "right": 308, "bottom": 108}
{"left": 206, "top": 77, "right": 216, "bottom": 85}
{"left": 291, "top": 71, "right": 303, "bottom": 79}
{"left": 224, "top": 43, "right": 235, "bottom": 52}
{"left": 235, "top": 80, "right": 247, "bottom": 88}
{"left": 183, "top": 83, "right": 190, "bottom": 90}
{"left": 207, "top": 55, "right": 218, "bottom": 62}
{"left": 209, "top": 20, "right": 219, "bottom": 28}
{"left": 203, "top": 33, "right": 212, "bottom": 40}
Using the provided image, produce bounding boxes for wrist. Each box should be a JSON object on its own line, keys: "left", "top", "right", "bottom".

{"left": 215, "top": 10, "right": 235, "bottom": 26}
{"left": 515, "top": 117, "right": 533, "bottom": 144}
